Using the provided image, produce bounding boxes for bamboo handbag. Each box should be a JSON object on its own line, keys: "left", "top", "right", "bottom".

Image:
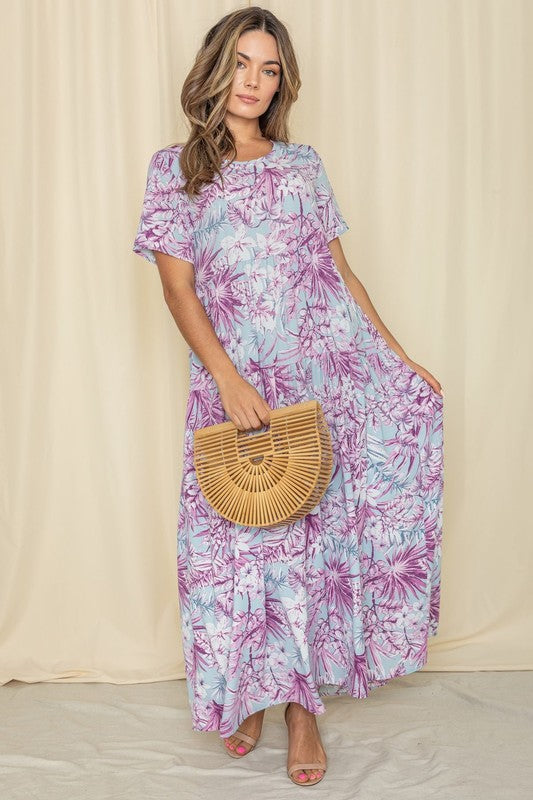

{"left": 193, "top": 399, "right": 334, "bottom": 528}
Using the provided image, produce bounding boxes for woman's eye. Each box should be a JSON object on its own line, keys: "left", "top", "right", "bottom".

{"left": 236, "top": 61, "right": 278, "bottom": 77}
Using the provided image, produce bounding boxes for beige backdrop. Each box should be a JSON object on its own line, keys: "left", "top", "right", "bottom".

{"left": 1, "top": 0, "right": 532, "bottom": 686}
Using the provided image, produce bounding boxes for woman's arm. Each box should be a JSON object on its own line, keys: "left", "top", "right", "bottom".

{"left": 328, "top": 238, "right": 444, "bottom": 396}
{"left": 153, "top": 251, "right": 272, "bottom": 429}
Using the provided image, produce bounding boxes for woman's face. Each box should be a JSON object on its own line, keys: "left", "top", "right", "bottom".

{"left": 225, "top": 30, "right": 281, "bottom": 125}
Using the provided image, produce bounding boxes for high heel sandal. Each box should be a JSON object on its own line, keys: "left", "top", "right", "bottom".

{"left": 284, "top": 702, "right": 327, "bottom": 786}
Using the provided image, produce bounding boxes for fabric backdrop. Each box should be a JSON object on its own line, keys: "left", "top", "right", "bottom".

{"left": 1, "top": 0, "right": 532, "bottom": 685}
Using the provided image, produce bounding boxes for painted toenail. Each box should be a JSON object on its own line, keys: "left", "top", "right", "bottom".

{"left": 298, "top": 773, "right": 308, "bottom": 780}
{"left": 236, "top": 745, "right": 246, "bottom": 753}
{"left": 229, "top": 744, "right": 235, "bottom": 750}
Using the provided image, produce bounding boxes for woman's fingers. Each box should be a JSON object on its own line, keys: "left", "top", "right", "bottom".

{"left": 218, "top": 375, "right": 272, "bottom": 430}
{"left": 237, "top": 400, "right": 271, "bottom": 430}
{"left": 405, "top": 358, "right": 444, "bottom": 397}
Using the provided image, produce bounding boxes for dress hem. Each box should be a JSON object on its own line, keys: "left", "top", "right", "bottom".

{"left": 190, "top": 652, "right": 434, "bottom": 738}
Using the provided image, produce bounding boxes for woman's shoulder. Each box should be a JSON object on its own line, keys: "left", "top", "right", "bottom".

{"left": 151, "top": 142, "right": 184, "bottom": 161}
{"left": 285, "top": 141, "right": 316, "bottom": 152}
{"left": 146, "top": 144, "right": 185, "bottom": 182}
{"left": 281, "top": 141, "right": 322, "bottom": 163}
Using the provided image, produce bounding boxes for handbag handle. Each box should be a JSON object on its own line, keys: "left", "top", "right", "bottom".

{"left": 234, "top": 422, "right": 270, "bottom": 437}
{"left": 234, "top": 423, "right": 275, "bottom": 463}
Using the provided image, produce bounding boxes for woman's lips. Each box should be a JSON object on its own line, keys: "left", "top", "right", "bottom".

{"left": 237, "top": 95, "right": 259, "bottom": 104}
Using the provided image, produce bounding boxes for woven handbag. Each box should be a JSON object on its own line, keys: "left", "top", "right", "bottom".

{"left": 192, "top": 398, "right": 333, "bottom": 528}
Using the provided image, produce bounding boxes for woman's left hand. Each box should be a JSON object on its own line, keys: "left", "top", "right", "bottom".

{"left": 404, "top": 357, "right": 444, "bottom": 398}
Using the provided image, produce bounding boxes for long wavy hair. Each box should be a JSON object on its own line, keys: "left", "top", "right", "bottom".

{"left": 168, "top": 6, "right": 301, "bottom": 198}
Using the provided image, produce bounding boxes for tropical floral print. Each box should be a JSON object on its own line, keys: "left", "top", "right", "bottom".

{"left": 133, "top": 140, "right": 444, "bottom": 739}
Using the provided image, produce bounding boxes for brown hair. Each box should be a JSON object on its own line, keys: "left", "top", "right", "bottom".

{"left": 168, "top": 6, "right": 301, "bottom": 198}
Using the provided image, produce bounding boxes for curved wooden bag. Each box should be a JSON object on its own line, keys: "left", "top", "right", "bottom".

{"left": 193, "top": 399, "right": 334, "bottom": 528}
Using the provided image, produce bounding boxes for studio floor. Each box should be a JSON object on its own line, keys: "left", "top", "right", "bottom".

{"left": 1, "top": 670, "right": 531, "bottom": 799}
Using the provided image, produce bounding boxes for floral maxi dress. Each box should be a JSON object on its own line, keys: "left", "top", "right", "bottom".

{"left": 132, "top": 139, "right": 444, "bottom": 739}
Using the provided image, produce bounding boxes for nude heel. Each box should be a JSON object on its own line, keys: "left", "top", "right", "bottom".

{"left": 284, "top": 702, "right": 327, "bottom": 786}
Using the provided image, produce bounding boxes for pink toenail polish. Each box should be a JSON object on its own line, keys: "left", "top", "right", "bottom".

{"left": 229, "top": 744, "right": 235, "bottom": 750}
{"left": 236, "top": 745, "right": 245, "bottom": 753}
{"left": 298, "top": 773, "right": 308, "bottom": 780}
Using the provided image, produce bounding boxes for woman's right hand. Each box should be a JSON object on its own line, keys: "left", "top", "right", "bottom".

{"left": 215, "top": 370, "right": 272, "bottom": 431}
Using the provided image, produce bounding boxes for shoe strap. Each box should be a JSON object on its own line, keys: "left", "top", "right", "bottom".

{"left": 288, "top": 762, "right": 327, "bottom": 773}
{"left": 234, "top": 729, "right": 258, "bottom": 746}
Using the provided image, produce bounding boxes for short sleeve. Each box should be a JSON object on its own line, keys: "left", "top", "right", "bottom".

{"left": 132, "top": 147, "right": 195, "bottom": 265}
{"left": 308, "top": 145, "right": 349, "bottom": 242}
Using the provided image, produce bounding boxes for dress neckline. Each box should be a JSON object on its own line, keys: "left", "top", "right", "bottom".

{"left": 221, "top": 139, "right": 278, "bottom": 167}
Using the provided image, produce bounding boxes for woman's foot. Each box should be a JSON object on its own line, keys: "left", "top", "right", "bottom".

{"left": 284, "top": 702, "right": 327, "bottom": 783}
{"left": 223, "top": 708, "right": 265, "bottom": 756}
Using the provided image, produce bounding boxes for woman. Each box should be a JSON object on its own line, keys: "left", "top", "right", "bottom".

{"left": 132, "top": 5, "right": 444, "bottom": 788}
